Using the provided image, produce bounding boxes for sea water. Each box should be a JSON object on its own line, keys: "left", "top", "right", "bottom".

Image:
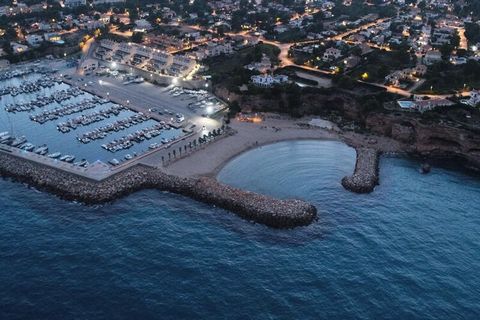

{"left": 1, "top": 140, "right": 479, "bottom": 319}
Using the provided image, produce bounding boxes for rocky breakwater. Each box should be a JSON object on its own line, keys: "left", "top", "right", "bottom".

{"left": 341, "top": 148, "right": 379, "bottom": 193}
{"left": 186, "top": 178, "right": 317, "bottom": 228}
{"left": 0, "top": 152, "right": 316, "bottom": 229}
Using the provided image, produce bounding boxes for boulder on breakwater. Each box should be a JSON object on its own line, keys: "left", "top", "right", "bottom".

{"left": 0, "top": 152, "right": 316, "bottom": 229}
{"left": 341, "top": 148, "right": 379, "bottom": 193}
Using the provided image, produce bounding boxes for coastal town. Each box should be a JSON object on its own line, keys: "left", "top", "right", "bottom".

{"left": 0, "top": 0, "right": 479, "bottom": 227}
{"left": 2, "top": 1, "right": 480, "bottom": 319}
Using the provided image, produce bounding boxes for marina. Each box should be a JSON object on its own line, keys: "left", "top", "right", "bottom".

{"left": 0, "top": 67, "right": 185, "bottom": 167}
{"left": 0, "top": 77, "right": 58, "bottom": 97}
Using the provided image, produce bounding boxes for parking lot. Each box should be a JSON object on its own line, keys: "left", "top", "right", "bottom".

{"left": 57, "top": 65, "right": 229, "bottom": 169}
{"left": 64, "top": 70, "right": 226, "bottom": 132}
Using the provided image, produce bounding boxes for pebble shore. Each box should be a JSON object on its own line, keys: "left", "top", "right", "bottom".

{"left": 0, "top": 152, "right": 316, "bottom": 229}
{"left": 341, "top": 148, "right": 379, "bottom": 193}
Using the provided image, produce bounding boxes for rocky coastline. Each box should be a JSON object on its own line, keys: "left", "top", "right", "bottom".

{"left": 0, "top": 152, "right": 316, "bottom": 229}
{"left": 216, "top": 84, "right": 480, "bottom": 174}
{"left": 341, "top": 148, "right": 380, "bottom": 193}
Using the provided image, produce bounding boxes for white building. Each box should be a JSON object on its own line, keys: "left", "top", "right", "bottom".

{"left": 450, "top": 56, "right": 467, "bottom": 65}
{"left": 251, "top": 74, "right": 289, "bottom": 87}
{"left": 397, "top": 99, "right": 454, "bottom": 113}
{"left": 323, "top": 47, "right": 342, "bottom": 61}
{"left": 134, "top": 19, "right": 153, "bottom": 32}
{"left": 205, "top": 42, "right": 233, "bottom": 57}
{"left": 26, "top": 34, "right": 44, "bottom": 46}
{"left": 424, "top": 50, "right": 442, "bottom": 65}
{"left": 97, "top": 40, "right": 196, "bottom": 77}
{"left": 244, "top": 54, "right": 272, "bottom": 73}
{"left": 93, "top": 0, "right": 125, "bottom": 5}
{"left": 63, "top": 0, "right": 86, "bottom": 8}
{"left": 44, "top": 33, "right": 64, "bottom": 45}
{"left": 461, "top": 90, "right": 480, "bottom": 107}
{"left": 10, "top": 42, "right": 29, "bottom": 54}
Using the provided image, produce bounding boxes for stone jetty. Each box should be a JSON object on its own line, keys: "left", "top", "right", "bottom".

{"left": 0, "top": 152, "right": 316, "bottom": 229}
{"left": 342, "top": 148, "right": 379, "bottom": 193}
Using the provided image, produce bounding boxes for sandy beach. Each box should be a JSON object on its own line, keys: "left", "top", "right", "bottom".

{"left": 159, "top": 114, "right": 404, "bottom": 178}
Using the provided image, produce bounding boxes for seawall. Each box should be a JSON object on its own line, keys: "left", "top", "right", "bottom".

{"left": 341, "top": 148, "right": 379, "bottom": 193}
{"left": 0, "top": 152, "right": 316, "bottom": 229}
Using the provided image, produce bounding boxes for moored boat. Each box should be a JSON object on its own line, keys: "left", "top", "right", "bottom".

{"left": 48, "top": 152, "right": 62, "bottom": 159}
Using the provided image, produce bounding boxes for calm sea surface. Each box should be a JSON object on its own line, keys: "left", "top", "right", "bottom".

{"left": 1, "top": 140, "right": 479, "bottom": 319}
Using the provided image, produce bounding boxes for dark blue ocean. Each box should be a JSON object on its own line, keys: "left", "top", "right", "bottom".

{"left": 1, "top": 140, "right": 479, "bottom": 319}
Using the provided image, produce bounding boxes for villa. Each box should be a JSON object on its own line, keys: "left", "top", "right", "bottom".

{"left": 461, "top": 90, "right": 480, "bottom": 107}
{"left": 251, "top": 74, "right": 289, "bottom": 87}
{"left": 63, "top": 0, "right": 86, "bottom": 7}
{"left": 424, "top": 50, "right": 442, "bottom": 65}
{"left": 397, "top": 99, "right": 455, "bottom": 113}
{"left": 323, "top": 47, "right": 342, "bottom": 61}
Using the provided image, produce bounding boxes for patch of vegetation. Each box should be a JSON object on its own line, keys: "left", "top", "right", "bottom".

{"left": 465, "top": 23, "right": 480, "bottom": 45}
{"left": 204, "top": 44, "right": 280, "bottom": 91}
{"left": 350, "top": 46, "right": 414, "bottom": 83}
{"left": 332, "top": 0, "right": 396, "bottom": 19}
{"left": 267, "top": 28, "right": 307, "bottom": 43}
{"left": 415, "top": 60, "right": 480, "bottom": 94}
